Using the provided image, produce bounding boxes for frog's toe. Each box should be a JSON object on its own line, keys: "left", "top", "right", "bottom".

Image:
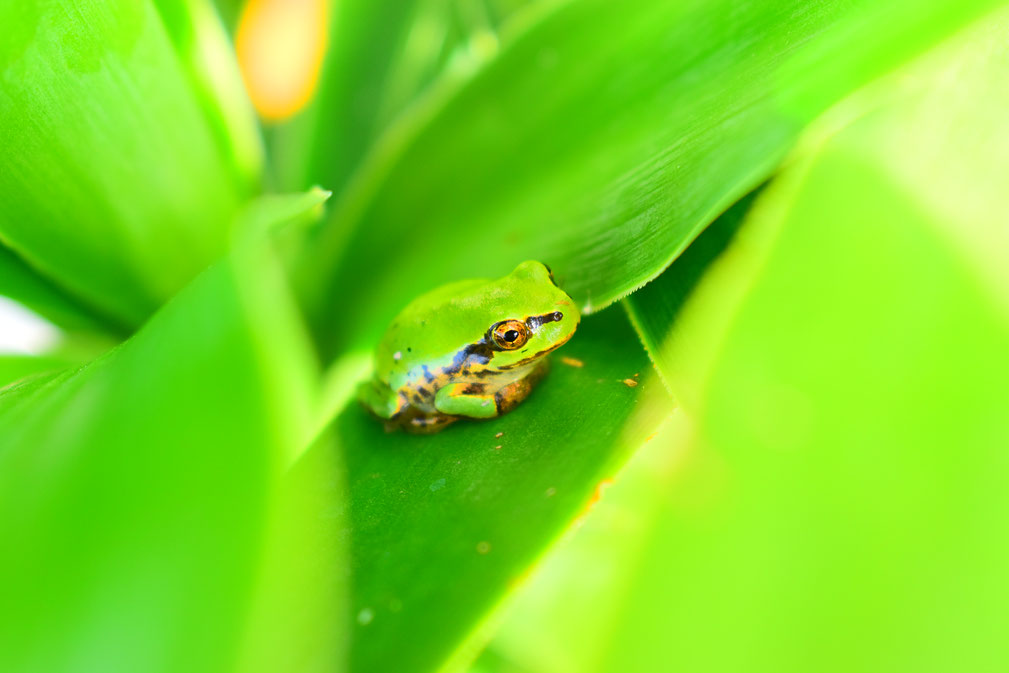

{"left": 401, "top": 410, "right": 458, "bottom": 434}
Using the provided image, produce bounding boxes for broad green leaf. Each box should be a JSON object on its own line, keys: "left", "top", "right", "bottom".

{"left": 623, "top": 190, "right": 757, "bottom": 394}
{"left": 485, "top": 11, "right": 1009, "bottom": 672}
{"left": 272, "top": 0, "right": 537, "bottom": 192}
{"left": 466, "top": 411, "right": 689, "bottom": 673}
{"left": 299, "top": 0, "right": 1000, "bottom": 357}
{"left": 0, "top": 243, "right": 341, "bottom": 673}
{"left": 152, "top": 0, "right": 265, "bottom": 189}
{"left": 0, "top": 245, "right": 118, "bottom": 335}
{"left": 0, "top": 1, "right": 256, "bottom": 329}
{"left": 0, "top": 354, "right": 75, "bottom": 391}
{"left": 320, "top": 307, "right": 670, "bottom": 673}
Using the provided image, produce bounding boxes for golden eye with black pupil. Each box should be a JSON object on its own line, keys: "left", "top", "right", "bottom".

{"left": 490, "top": 319, "right": 529, "bottom": 350}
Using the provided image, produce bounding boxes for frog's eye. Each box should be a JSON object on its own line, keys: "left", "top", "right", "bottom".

{"left": 490, "top": 319, "right": 530, "bottom": 350}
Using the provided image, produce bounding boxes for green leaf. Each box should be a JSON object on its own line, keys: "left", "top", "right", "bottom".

{"left": 466, "top": 412, "right": 689, "bottom": 673}
{"left": 0, "top": 0, "right": 258, "bottom": 329}
{"left": 299, "top": 0, "right": 1000, "bottom": 357}
{"left": 323, "top": 307, "right": 670, "bottom": 673}
{"left": 0, "top": 243, "right": 341, "bottom": 673}
{"left": 272, "top": 0, "right": 534, "bottom": 192}
{"left": 485, "top": 10, "right": 1009, "bottom": 672}
{"left": 623, "top": 189, "right": 757, "bottom": 394}
{"left": 0, "top": 354, "right": 75, "bottom": 391}
{"left": 233, "top": 187, "right": 332, "bottom": 244}
{"left": 151, "top": 0, "right": 265, "bottom": 190}
{"left": 0, "top": 245, "right": 119, "bottom": 335}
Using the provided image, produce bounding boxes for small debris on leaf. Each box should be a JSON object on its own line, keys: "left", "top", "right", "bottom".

{"left": 476, "top": 541, "right": 492, "bottom": 554}
{"left": 622, "top": 378, "right": 638, "bottom": 387}
{"left": 561, "top": 356, "right": 584, "bottom": 368}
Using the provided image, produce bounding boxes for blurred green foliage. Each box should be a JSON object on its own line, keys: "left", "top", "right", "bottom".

{"left": 473, "top": 9, "right": 1009, "bottom": 673}
{"left": 2, "top": 0, "right": 1008, "bottom": 672}
{"left": 291, "top": 0, "right": 1001, "bottom": 358}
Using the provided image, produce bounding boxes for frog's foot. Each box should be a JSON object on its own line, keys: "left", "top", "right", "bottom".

{"left": 493, "top": 360, "right": 549, "bottom": 415}
{"left": 397, "top": 407, "right": 458, "bottom": 434}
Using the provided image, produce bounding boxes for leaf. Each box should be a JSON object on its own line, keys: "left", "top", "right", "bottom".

{"left": 482, "top": 10, "right": 1009, "bottom": 672}
{"left": 0, "top": 242, "right": 342, "bottom": 673}
{"left": 233, "top": 187, "right": 332, "bottom": 244}
{"left": 271, "top": 0, "right": 534, "bottom": 192}
{"left": 151, "top": 0, "right": 265, "bottom": 190}
{"left": 466, "top": 411, "right": 690, "bottom": 673}
{"left": 0, "top": 354, "right": 75, "bottom": 391}
{"left": 0, "top": 245, "right": 119, "bottom": 335}
{"left": 0, "top": 0, "right": 258, "bottom": 329}
{"left": 321, "top": 307, "right": 671, "bottom": 673}
{"left": 298, "top": 0, "right": 1001, "bottom": 357}
{"left": 623, "top": 189, "right": 758, "bottom": 394}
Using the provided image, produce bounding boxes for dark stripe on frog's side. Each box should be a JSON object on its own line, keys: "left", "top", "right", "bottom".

{"left": 444, "top": 341, "right": 495, "bottom": 375}
{"left": 462, "top": 382, "right": 486, "bottom": 395}
{"left": 392, "top": 311, "right": 564, "bottom": 418}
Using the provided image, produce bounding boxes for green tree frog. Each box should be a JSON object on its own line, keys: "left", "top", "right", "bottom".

{"left": 358, "top": 260, "right": 580, "bottom": 433}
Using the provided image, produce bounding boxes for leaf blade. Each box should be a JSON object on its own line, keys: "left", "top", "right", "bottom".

{"left": 0, "top": 0, "right": 257, "bottom": 327}
{"left": 300, "top": 0, "right": 1001, "bottom": 356}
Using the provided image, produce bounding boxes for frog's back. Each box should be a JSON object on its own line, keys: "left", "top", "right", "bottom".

{"left": 375, "top": 278, "right": 490, "bottom": 389}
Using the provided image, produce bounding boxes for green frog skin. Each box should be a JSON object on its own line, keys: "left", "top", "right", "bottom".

{"left": 358, "top": 261, "right": 580, "bottom": 433}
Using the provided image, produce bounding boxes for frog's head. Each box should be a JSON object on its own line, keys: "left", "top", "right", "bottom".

{"left": 478, "top": 260, "right": 580, "bottom": 371}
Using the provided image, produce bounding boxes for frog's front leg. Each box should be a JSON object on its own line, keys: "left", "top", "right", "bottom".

{"left": 434, "top": 382, "right": 500, "bottom": 419}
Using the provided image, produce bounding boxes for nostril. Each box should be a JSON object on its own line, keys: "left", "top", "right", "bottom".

{"left": 552, "top": 311, "right": 563, "bottom": 322}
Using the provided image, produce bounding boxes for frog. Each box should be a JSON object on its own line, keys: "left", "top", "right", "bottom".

{"left": 358, "top": 260, "right": 580, "bottom": 433}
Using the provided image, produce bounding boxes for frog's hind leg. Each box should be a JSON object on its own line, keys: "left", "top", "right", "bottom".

{"left": 399, "top": 407, "right": 459, "bottom": 434}
{"left": 494, "top": 360, "right": 550, "bottom": 414}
